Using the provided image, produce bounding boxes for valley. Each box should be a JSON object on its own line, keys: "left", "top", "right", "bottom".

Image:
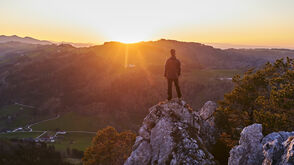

{"left": 0, "top": 104, "right": 95, "bottom": 154}
{"left": 0, "top": 38, "right": 293, "bottom": 164}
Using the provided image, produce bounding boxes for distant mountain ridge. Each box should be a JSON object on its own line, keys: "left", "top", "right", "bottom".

{"left": 207, "top": 42, "right": 294, "bottom": 49}
{"left": 0, "top": 35, "right": 94, "bottom": 47}
{"left": 0, "top": 35, "right": 53, "bottom": 45}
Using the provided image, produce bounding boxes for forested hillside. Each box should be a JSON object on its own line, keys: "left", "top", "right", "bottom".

{"left": 1, "top": 39, "right": 294, "bottom": 131}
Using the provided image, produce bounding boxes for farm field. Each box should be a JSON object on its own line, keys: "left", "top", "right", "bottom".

{"left": 184, "top": 69, "right": 243, "bottom": 83}
{"left": 53, "top": 132, "right": 95, "bottom": 152}
{"left": 0, "top": 132, "right": 42, "bottom": 139}
{"left": 0, "top": 104, "right": 51, "bottom": 131}
{"left": 31, "top": 112, "right": 103, "bottom": 132}
{"left": 0, "top": 131, "right": 94, "bottom": 153}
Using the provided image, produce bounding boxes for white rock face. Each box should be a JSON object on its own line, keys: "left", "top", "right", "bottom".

{"left": 229, "top": 124, "right": 264, "bottom": 165}
{"left": 124, "top": 99, "right": 217, "bottom": 165}
{"left": 262, "top": 131, "right": 294, "bottom": 165}
{"left": 229, "top": 124, "right": 294, "bottom": 165}
{"left": 199, "top": 101, "right": 217, "bottom": 122}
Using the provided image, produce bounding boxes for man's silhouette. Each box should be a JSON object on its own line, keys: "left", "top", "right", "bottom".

{"left": 164, "top": 49, "right": 182, "bottom": 100}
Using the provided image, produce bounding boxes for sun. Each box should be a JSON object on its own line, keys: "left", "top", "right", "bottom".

{"left": 107, "top": 33, "right": 148, "bottom": 44}
{"left": 101, "top": 25, "right": 153, "bottom": 44}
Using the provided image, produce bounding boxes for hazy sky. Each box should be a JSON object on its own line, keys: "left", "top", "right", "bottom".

{"left": 1, "top": 0, "right": 294, "bottom": 47}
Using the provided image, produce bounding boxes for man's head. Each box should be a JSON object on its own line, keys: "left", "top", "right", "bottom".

{"left": 170, "top": 49, "right": 176, "bottom": 56}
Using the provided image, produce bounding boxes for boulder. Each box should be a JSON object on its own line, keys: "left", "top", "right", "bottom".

{"left": 124, "top": 99, "right": 217, "bottom": 165}
{"left": 262, "top": 132, "right": 294, "bottom": 165}
{"left": 229, "top": 123, "right": 294, "bottom": 165}
{"left": 228, "top": 124, "right": 264, "bottom": 165}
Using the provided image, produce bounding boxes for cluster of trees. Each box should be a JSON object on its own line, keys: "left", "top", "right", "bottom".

{"left": 82, "top": 126, "right": 136, "bottom": 165}
{"left": 66, "top": 147, "right": 84, "bottom": 159}
{"left": 0, "top": 140, "right": 70, "bottom": 165}
{"left": 215, "top": 58, "right": 294, "bottom": 149}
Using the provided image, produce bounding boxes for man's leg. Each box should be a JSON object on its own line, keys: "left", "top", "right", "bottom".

{"left": 167, "top": 79, "right": 172, "bottom": 100}
{"left": 174, "top": 79, "right": 182, "bottom": 98}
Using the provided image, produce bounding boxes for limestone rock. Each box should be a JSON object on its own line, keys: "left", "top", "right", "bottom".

{"left": 229, "top": 124, "right": 264, "bottom": 165}
{"left": 196, "top": 101, "right": 217, "bottom": 149}
{"left": 124, "top": 99, "right": 217, "bottom": 165}
{"left": 124, "top": 140, "right": 152, "bottom": 165}
{"left": 229, "top": 123, "right": 294, "bottom": 165}
{"left": 198, "top": 101, "right": 217, "bottom": 126}
{"left": 262, "top": 132, "right": 294, "bottom": 165}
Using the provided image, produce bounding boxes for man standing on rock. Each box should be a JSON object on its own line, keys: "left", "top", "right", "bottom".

{"left": 164, "top": 49, "right": 182, "bottom": 100}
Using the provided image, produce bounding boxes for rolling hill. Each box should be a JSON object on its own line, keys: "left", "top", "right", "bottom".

{"left": 0, "top": 35, "right": 52, "bottom": 45}
{"left": 0, "top": 38, "right": 294, "bottom": 132}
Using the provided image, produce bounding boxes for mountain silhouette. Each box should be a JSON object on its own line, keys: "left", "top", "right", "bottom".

{"left": 0, "top": 35, "right": 52, "bottom": 45}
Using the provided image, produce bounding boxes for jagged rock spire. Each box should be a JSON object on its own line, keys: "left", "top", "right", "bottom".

{"left": 229, "top": 124, "right": 294, "bottom": 165}
{"left": 124, "top": 99, "right": 217, "bottom": 165}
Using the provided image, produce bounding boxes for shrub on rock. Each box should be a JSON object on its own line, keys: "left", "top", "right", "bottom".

{"left": 82, "top": 126, "right": 136, "bottom": 165}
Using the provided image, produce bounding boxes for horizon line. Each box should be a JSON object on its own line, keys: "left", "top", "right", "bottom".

{"left": 1, "top": 34, "right": 294, "bottom": 50}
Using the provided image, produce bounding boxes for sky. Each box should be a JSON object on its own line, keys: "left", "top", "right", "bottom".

{"left": 1, "top": 0, "right": 294, "bottom": 48}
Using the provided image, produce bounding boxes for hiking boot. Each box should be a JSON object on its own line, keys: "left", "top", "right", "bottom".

{"left": 177, "top": 97, "right": 184, "bottom": 105}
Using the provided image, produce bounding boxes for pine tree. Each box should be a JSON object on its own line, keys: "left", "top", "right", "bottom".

{"left": 215, "top": 58, "right": 294, "bottom": 148}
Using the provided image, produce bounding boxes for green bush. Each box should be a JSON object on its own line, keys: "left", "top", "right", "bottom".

{"left": 82, "top": 126, "right": 136, "bottom": 165}
{"left": 215, "top": 58, "right": 294, "bottom": 147}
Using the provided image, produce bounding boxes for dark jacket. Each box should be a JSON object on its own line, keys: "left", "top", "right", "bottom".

{"left": 164, "top": 56, "right": 181, "bottom": 79}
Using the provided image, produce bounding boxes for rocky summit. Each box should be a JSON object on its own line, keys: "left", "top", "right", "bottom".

{"left": 124, "top": 99, "right": 217, "bottom": 165}
{"left": 229, "top": 124, "right": 294, "bottom": 165}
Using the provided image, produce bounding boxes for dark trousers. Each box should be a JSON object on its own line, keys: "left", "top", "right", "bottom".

{"left": 167, "top": 78, "right": 182, "bottom": 100}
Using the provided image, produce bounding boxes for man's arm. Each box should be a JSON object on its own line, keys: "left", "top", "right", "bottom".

{"left": 164, "top": 60, "right": 168, "bottom": 77}
{"left": 178, "top": 60, "right": 181, "bottom": 76}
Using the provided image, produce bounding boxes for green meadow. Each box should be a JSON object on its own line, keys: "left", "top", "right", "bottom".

{"left": 0, "top": 104, "right": 48, "bottom": 130}
{"left": 0, "top": 132, "right": 42, "bottom": 139}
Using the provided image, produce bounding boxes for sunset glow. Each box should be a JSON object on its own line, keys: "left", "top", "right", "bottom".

{"left": 1, "top": 0, "right": 294, "bottom": 47}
